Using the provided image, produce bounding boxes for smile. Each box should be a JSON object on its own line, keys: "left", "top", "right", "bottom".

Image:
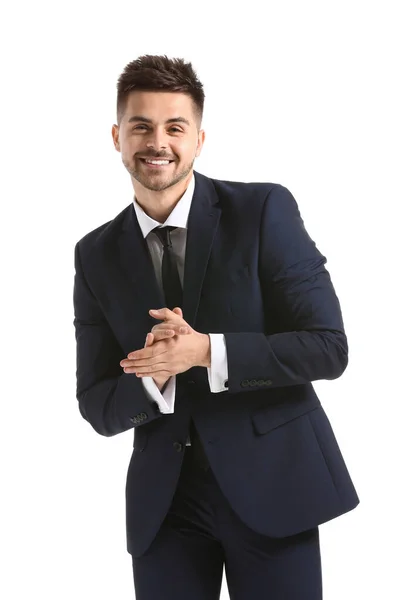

{"left": 139, "top": 158, "right": 174, "bottom": 168}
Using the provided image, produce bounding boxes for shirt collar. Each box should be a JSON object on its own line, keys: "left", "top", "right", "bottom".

{"left": 132, "top": 172, "right": 195, "bottom": 239}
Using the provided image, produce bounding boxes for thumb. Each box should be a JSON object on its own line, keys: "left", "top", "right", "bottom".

{"left": 172, "top": 307, "right": 183, "bottom": 318}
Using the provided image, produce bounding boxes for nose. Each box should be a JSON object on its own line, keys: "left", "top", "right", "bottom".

{"left": 146, "top": 127, "right": 168, "bottom": 151}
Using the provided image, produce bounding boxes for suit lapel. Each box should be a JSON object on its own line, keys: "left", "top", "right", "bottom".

{"left": 182, "top": 171, "right": 221, "bottom": 325}
{"left": 114, "top": 171, "right": 221, "bottom": 348}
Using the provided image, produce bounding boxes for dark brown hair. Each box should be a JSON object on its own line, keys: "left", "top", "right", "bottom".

{"left": 116, "top": 54, "right": 205, "bottom": 129}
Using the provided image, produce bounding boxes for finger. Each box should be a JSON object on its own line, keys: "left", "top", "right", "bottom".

{"left": 126, "top": 359, "right": 169, "bottom": 374}
{"left": 136, "top": 369, "right": 171, "bottom": 378}
{"left": 148, "top": 307, "right": 185, "bottom": 322}
{"left": 144, "top": 332, "right": 154, "bottom": 347}
{"left": 151, "top": 323, "right": 175, "bottom": 332}
{"left": 149, "top": 308, "right": 173, "bottom": 320}
{"left": 127, "top": 343, "right": 169, "bottom": 361}
{"left": 154, "top": 328, "right": 190, "bottom": 337}
{"left": 151, "top": 323, "right": 189, "bottom": 334}
{"left": 151, "top": 329, "right": 176, "bottom": 341}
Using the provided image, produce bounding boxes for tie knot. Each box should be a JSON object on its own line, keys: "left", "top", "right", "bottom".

{"left": 153, "top": 226, "right": 177, "bottom": 248}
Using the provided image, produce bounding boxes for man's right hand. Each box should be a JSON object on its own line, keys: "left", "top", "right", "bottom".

{"left": 144, "top": 307, "right": 191, "bottom": 391}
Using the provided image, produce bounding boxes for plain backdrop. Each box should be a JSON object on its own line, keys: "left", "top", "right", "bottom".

{"left": 1, "top": 1, "right": 399, "bottom": 598}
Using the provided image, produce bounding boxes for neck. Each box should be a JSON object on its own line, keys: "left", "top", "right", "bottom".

{"left": 133, "top": 172, "right": 192, "bottom": 222}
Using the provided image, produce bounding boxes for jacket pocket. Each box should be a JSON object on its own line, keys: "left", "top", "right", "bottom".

{"left": 133, "top": 428, "right": 148, "bottom": 452}
{"left": 251, "top": 396, "right": 320, "bottom": 435}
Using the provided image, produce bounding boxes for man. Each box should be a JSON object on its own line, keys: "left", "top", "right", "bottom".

{"left": 73, "top": 54, "right": 360, "bottom": 599}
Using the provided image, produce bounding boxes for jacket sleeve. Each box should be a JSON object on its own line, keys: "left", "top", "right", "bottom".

{"left": 73, "top": 241, "right": 162, "bottom": 436}
{"left": 224, "top": 184, "right": 349, "bottom": 394}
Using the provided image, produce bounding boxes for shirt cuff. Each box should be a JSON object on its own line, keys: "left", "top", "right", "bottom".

{"left": 141, "top": 376, "right": 176, "bottom": 413}
{"left": 207, "top": 333, "right": 229, "bottom": 392}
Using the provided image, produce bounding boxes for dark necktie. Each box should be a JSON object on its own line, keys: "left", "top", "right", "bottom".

{"left": 152, "top": 225, "right": 209, "bottom": 470}
{"left": 152, "top": 226, "right": 183, "bottom": 310}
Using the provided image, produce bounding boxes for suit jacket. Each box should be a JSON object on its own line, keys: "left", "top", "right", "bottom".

{"left": 73, "top": 170, "right": 360, "bottom": 558}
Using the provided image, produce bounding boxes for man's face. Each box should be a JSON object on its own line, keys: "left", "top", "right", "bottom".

{"left": 112, "top": 91, "right": 205, "bottom": 192}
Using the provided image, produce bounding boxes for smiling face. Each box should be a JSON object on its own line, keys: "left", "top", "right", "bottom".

{"left": 112, "top": 91, "right": 205, "bottom": 192}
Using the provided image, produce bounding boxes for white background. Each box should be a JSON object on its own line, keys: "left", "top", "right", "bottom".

{"left": 1, "top": 0, "right": 399, "bottom": 598}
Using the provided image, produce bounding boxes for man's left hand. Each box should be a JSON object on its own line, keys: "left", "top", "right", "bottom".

{"left": 120, "top": 308, "right": 211, "bottom": 377}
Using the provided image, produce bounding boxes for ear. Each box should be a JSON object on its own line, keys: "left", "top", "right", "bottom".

{"left": 195, "top": 129, "right": 205, "bottom": 158}
{"left": 111, "top": 124, "right": 120, "bottom": 152}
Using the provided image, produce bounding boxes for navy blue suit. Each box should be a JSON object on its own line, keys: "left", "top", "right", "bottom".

{"left": 73, "top": 170, "right": 359, "bottom": 597}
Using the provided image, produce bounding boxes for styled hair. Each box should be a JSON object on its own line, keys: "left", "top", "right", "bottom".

{"left": 116, "top": 54, "right": 205, "bottom": 129}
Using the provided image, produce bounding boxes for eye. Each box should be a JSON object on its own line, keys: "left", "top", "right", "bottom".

{"left": 131, "top": 125, "right": 183, "bottom": 136}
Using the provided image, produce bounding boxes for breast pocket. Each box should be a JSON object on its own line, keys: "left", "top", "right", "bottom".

{"left": 202, "top": 264, "right": 252, "bottom": 310}
{"left": 226, "top": 264, "right": 251, "bottom": 283}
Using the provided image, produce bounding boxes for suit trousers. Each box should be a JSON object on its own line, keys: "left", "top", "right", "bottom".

{"left": 131, "top": 443, "right": 323, "bottom": 600}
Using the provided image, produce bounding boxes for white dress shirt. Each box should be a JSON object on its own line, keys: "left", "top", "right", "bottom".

{"left": 132, "top": 172, "right": 229, "bottom": 440}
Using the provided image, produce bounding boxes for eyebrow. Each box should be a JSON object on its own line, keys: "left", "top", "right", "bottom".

{"left": 127, "top": 115, "right": 190, "bottom": 126}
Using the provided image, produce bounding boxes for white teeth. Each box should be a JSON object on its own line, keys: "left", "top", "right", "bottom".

{"left": 145, "top": 159, "right": 170, "bottom": 165}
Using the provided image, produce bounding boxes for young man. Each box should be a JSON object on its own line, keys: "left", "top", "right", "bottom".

{"left": 73, "top": 54, "right": 359, "bottom": 599}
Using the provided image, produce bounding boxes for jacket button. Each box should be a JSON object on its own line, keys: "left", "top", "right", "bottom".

{"left": 173, "top": 442, "right": 183, "bottom": 452}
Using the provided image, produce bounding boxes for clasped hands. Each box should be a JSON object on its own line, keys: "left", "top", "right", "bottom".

{"left": 119, "top": 307, "right": 211, "bottom": 389}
